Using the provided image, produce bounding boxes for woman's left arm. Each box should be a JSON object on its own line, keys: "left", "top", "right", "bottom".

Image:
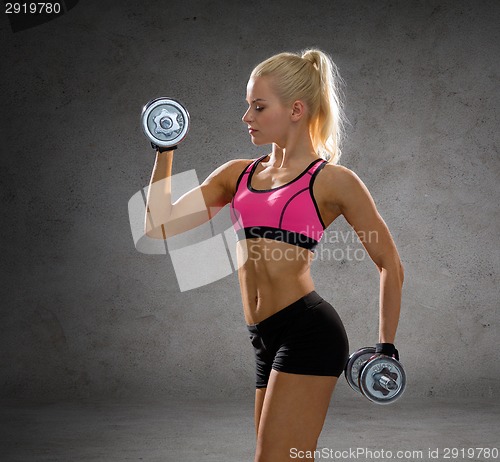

{"left": 327, "top": 166, "right": 405, "bottom": 344}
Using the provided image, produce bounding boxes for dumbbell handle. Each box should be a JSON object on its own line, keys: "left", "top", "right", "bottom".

{"left": 151, "top": 142, "right": 177, "bottom": 152}
{"left": 374, "top": 373, "right": 398, "bottom": 391}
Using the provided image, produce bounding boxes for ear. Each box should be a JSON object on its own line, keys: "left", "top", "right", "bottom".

{"left": 290, "top": 100, "right": 306, "bottom": 122}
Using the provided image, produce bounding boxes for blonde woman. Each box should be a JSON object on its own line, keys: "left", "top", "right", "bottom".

{"left": 145, "top": 49, "right": 404, "bottom": 462}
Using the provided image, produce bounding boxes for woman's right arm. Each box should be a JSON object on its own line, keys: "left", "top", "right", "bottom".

{"left": 144, "top": 149, "right": 243, "bottom": 240}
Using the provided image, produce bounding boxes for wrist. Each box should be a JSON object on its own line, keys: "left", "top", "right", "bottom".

{"left": 375, "top": 343, "right": 397, "bottom": 358}
{"left": 151, "top": 142, "right": 178, "bottom": 153}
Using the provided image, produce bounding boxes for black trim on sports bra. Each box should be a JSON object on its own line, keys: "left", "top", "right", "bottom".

{"left": 235, "top": 226, "right": 319, "bottom": 251}
{"left": 231, "top": 154, "right": 267, "bottom": 226}
{"left": 232, "top": 157, "right": 262, "bottom": 197}
{"left": 248, "top": 156, "right": 324, "bottom": 193}
{"left": 309, "top": 160, "right": 328, "bottom": 229}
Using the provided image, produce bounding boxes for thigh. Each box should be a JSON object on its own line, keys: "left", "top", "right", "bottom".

{"left": 254, "top": 387, "right": 266, "bottom": 436}
{"left": 255, "top": 369, "right": 337, "bottom": 462}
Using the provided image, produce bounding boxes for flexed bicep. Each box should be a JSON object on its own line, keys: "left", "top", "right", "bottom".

{"left": 147, "top": 159, "right": 243, "bottom": 240}
{"left": 166, "top": 174, "right": 230, "bottom": 238}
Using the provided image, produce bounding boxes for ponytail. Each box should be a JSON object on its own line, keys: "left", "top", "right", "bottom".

{"left": 301, "top": 49, "right": 346, "bottom": 164}
{"left": 251, "top": 48, "right": 347, "bottom": 164}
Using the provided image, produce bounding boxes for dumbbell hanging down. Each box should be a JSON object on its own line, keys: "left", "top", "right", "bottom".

{"left": 344, "top": 346, "right": 407, "bottom": 405}
{"left": 141, "top": 97, "right": 190, "bottom": 151}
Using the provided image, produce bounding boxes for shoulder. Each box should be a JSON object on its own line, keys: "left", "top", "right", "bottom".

{"left": 225, "top": 158, "right": 256, "bottom": 173}
{"left": 215, "top": 158, "right": 255, "bottom": 182}
{"left": 316, "top": 163, "right": 372, "bottom": 207}
{"left": 204, "top": 158, "right": 253, "bottom": 181}
{"left": 201, "top": 158, "right": 256, "bottom": 200}
{"left": 321, "top": 162, "right": 356, "bottom": 178}
{"left": 319, "top": 163, "right": 364, "bottom": 190}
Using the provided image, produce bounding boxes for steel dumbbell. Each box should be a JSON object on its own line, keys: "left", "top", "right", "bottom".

{"left": 141, "top": 97, "right": 190, "bottom": 151}
{"left": 344, "top": 347, "right": 406, "bottom": 405}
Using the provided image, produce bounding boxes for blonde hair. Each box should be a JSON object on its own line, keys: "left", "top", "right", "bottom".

{"left": 251, "top": 48, "right": 346, "bottom": 164}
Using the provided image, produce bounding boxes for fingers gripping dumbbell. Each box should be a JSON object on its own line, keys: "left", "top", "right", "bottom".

{"left": 141, "top": 97, "right": 190, "bottom": 152}
{"left": 344, "top": 346, "right": 407, "bottom": 404}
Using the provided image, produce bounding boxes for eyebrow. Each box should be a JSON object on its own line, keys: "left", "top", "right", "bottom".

{"left": 246, "top": 98, "right": 267, "bottom": 103}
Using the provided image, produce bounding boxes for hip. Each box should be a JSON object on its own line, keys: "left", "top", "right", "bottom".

{"left": 247, "top": 290, "right": 348, "bottom": 350}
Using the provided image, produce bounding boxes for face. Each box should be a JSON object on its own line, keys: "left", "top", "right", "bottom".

{"left": 242, "top": 76, "right": 291, "bottom": 147}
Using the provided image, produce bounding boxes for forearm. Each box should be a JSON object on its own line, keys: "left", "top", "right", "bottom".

{"left": 378, "top": 263, "right": 404, "bottom": 344}
{"left": 144, "top": 150, "right": 175, "bottom": 238}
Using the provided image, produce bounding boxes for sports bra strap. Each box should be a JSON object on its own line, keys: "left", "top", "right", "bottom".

{"left": 245, "top": 154, "right": 267, "bottom": 173}
{"left": 309, "top": 158, "right": 327, "bottom": 174}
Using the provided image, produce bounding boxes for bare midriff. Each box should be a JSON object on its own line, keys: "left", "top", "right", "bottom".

{"left": 236, "top": 237, "right": 316, "bottom": 325}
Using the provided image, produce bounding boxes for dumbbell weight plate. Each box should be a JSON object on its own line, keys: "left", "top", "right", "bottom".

{"left": 359, "top": 355, "right": 406, "bottom": 405}
{"left": 141, "top": 97, "right": 190, "bottom": 149}
{"left": 344, "top": 347, "right": 376, "bottom": 393}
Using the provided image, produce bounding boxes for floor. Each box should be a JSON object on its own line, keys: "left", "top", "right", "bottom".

{"left": 1, "top": 396, "right": 498, "bottom": 461}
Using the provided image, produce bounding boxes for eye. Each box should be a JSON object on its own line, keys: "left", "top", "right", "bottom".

{"left": 255, "top": 106, "right": 264, "bottom": 112}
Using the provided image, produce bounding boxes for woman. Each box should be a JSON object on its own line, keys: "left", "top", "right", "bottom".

{"left": 144, "top": 49, "right": 404, "bottom": 462}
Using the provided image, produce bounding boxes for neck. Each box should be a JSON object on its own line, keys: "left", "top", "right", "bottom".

{"left": 270, "top": 131, "right": 318, "bottom": 169}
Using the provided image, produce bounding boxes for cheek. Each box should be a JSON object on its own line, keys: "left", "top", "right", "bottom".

{"left": 264, "top": 110, "right": 286, "bottom": 128}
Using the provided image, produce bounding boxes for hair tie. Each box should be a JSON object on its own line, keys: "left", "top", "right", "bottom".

{"left": 303, "top": 53, "right": 319, "bottom": 70}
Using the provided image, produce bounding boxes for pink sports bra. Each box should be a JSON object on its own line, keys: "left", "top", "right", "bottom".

{"left": 230, "top": 154, "right": 328, "bottom": 252}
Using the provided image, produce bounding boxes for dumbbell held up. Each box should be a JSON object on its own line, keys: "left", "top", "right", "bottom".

{"left": 141, "top": 97, "right": 190, "bottom": 152}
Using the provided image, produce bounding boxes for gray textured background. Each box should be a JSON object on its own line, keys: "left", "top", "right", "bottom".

{"left": 1, "top": 0, "right": 498, "bottom": 404}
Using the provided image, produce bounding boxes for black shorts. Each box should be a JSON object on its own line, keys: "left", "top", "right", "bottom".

{"left": 247, "top": 291, "right": 349, "bottom": 388}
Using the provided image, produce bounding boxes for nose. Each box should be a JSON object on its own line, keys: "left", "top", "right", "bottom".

{"left": 242, "top": 107, "right": 252, "bottom": 124}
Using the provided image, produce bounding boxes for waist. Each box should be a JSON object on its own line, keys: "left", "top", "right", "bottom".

{"left": 247, "top": 290, "right": 323, "bottom": 331}
{"left": 237, "top": 250, "right": 315, "bottom": 324}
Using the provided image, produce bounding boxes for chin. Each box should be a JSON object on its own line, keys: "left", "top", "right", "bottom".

{"left": 250, "top": 137, "right": 268, "bottom": 147}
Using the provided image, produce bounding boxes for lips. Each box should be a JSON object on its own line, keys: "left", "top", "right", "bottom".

{"left": 248, "top": 128, "right": 258, "bottom": 134}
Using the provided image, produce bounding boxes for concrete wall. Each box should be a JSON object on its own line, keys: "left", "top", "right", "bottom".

{"left": 1, "top": 0, "right": 498, "bottom": 402}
